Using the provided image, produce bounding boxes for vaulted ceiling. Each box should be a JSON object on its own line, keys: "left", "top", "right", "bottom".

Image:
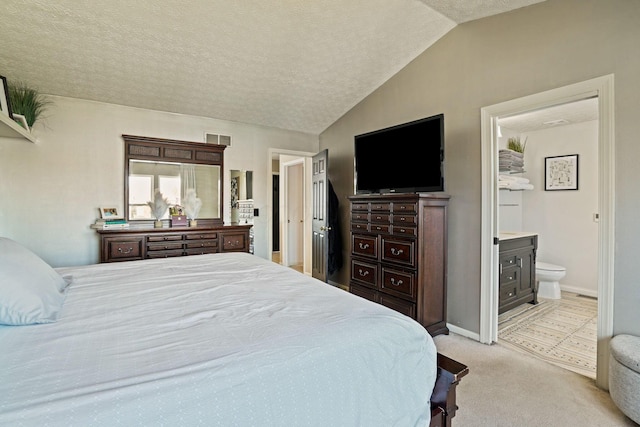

{"left": 1, "top": 1, "right": 546, "bottom": 135}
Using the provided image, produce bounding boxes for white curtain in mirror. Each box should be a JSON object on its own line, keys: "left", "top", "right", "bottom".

{"left": 180, "top": 164, "right": 197, "bottom": 200}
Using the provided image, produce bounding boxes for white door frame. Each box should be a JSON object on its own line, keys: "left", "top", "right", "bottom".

{"left": 267, "top": 148, "right": 315, "bottom": 273}
{"left": 479, "top": 74, "right": 615, "bottom": 389}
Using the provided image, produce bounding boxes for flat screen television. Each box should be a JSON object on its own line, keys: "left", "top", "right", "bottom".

{"left": 354, "top": 114, "right": 444, "bottom": 194}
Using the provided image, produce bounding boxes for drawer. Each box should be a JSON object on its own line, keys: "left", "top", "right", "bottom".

{"left": 351, "top": 202, "right": 369, "bottom": 212}
{"left": 500, "top": 253, "right": 520, "bottom": 268}
{"left": 351, "top": 211, "right": 369, "bottom": 223}
{"left": 370, "top": 223, "right": 391, "bottom": 234}
{"left": 184, "top": 247, "right": 218, "bottom": 256}
{"left": 370, "top": 213, "right": 390, "bottom": 223}
{"left": 379, "top": 293, "right": 416, "bottom": 319}
{"left": 392, "top": 213, "right": 417, "bottom": 226}
{"left": 392, "top": 202, "right": 417, "bottom": 214}
{"left": 349, "top": 282, "right": 377, "bottom": 302}
{"left": 147, "top": 241, "right": 184, "bottom": 251}
{"left": 500, "top": 283, "right": 518, "bottom": 303}
{"left": 222, "top": 233, "right": 247, "bottom": 251}
{"left": 351, "top": 259, "right": 377, "bottom": 288}
{"left": 106, "top": 238, "right": 143, "bottom": 261}
{"left": 381, "top": 266, "right": 415, "bottom": 300}
{"left": 370, "top": 202, "right": 391, "bottom": 212}
{"left": 147, "top": 234, "right": 183, "bottom": 242}
{"left": 351, "top": 234, "right": 377, "bottom": 258}
{"left": 381, "top": 238, "right": 415, "bottom": 267}
{"left": 500, "top": 266, "right": 519, "bottom": 285}
{"left": 185, "top": 232, "right": 218, "bottom": 240}
{"left": 392, "top": 225, "right": 417, "bottom": 237}
{"left": 185, "top": 240, "right": 218, "bottom": 249}
{"left": 146, "top": 249, "right": 184, "bottom": 258}
{"left": 350, "top": 222, "right": 370, "bottom": 233}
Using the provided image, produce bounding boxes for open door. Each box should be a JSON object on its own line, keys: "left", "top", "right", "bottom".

{"left": 312, "top": 149, "right": 329, "bottom": 282}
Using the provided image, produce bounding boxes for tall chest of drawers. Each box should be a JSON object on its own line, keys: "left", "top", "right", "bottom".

{"left": 348, "top": 193, "right": 450, "bottom": 336}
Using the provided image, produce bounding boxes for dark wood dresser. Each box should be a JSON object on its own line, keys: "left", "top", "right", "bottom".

{"left": 97, "top": 224, "right": 252, "bottom": 263}
{"left": 348, "top": 193, "right": 450, "bottom": 336}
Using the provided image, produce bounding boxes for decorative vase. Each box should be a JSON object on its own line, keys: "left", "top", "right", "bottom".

{"left": 189, "top": 219, "right": 197, "bottom": 227}
{"left": 154, "top": 220, "right": 163, "bottom": 228}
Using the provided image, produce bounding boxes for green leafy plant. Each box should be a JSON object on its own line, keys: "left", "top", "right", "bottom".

{"left": 507, "top": 136, "right": 527, "bottom": 153}
{"left": 7, "top": 81, "right": 51, "bottom": 128}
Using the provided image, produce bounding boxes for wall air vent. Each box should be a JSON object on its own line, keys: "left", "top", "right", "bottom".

{"left": 205, "top": 132, "right": 232, "bottom": 146}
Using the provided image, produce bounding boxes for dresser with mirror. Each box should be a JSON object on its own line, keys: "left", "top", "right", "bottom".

{"left": 97, "top": 135, "right": 252, "bottom": 263}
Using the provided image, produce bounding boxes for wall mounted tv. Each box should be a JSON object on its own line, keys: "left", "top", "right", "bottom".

{"left": 354, "top": 113, "right": 444, "bottom": 194}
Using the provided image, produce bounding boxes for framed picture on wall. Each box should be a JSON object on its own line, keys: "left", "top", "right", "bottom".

{"left": 0, "top": 75, "right": 13, "bottom": 119}
{"left": 545, "top": 154, "right": 579, "bottom": 191}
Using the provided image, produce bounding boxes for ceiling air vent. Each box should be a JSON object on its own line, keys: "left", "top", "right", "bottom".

{"left": 205, "top": 132, "right": 232, "bottom": 146}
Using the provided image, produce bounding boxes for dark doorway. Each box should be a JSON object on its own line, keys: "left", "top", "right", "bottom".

{"left": 272, "top": 174, "right": 280, "bottom": 251}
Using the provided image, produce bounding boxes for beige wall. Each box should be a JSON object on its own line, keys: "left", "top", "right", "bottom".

{"left": 0, "top": 96, "right": 318, "bottom": 267}
{"left": 320, "top": 0, "right": 640, "bottom": 335}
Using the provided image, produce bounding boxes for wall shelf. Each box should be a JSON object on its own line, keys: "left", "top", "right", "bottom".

{"left": 0, "top": 113, "right": 36, "bottom": 143}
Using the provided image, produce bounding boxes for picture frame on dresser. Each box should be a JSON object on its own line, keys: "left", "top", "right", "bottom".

{"left": 99, "top": 207, "right": 122, "bottom": 219}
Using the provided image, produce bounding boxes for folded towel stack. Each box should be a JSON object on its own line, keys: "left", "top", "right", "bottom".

{"left": 498, "top": 174, "right": 534, "bottom": 190}
{"left": 499, "top": 149, "right": 524, "bottom": 173}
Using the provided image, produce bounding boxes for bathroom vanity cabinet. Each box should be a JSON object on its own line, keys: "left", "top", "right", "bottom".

{"left": 498, "top": 233, "right": 538, "bottom": 314}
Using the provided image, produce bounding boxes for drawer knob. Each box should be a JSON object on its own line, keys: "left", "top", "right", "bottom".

{"left": 390, "top": 278, "right": 404, "bottom": 286}
{"left": 358, "top": 242, "right": 370, "bottom": 250}
{"left": 358, "top": 269, "right": 370, "bottom": 277}
{"left": 118, "top": 247, "right": 133, "bottom": 254}
{"left": 390, "top": 248, "right": 404, "bottom": 256}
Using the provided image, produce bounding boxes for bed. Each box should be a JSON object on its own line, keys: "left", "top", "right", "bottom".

{"left": 0, "top": 237, "right": 465, "bottom": 426}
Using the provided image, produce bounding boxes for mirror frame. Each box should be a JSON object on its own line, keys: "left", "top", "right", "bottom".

{"left": 123, "top": 135, "right": 226, "bottom": 227}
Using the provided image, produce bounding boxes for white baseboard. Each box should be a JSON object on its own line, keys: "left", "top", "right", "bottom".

{"left": 560, "top": 285, "right": 598, "bottom": 298}
{"left": 446, "top": 324, "right": 480, "bottom": 341}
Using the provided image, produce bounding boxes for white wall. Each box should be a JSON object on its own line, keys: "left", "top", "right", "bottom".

{"left": 498, "top": 120, "right": 599, "bottom": 296}
{"left": 0, "top": 96, "right": 318, "bottom": 267}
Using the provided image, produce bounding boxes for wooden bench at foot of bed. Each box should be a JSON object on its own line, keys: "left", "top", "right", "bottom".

{"left": 430, "top": 353, "right": 469, "bottom": 427}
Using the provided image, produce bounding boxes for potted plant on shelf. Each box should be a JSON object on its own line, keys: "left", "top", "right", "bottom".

{"left": 8, "top": 81, "right": 50, "bottom": 129}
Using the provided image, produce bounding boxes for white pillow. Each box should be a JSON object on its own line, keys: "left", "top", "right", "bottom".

{"left": 0, "top": 237, "right": 70, "bottom": 325}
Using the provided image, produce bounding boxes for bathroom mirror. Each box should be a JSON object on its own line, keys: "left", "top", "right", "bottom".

{"left": 123, "top": 135, "right": 226, "bottom": 227}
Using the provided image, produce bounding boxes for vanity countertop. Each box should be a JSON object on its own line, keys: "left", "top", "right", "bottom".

{"left": 499, "top": 231, "right": 538, "bottom": 241}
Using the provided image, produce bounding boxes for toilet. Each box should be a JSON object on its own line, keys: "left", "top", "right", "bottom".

{"left": 536, "top": 261, "right": 566, "bottom": 299}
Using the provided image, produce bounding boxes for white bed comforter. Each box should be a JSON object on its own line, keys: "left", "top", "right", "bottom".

{"left": 0, "top": 252, "right": 437, "bottom": 426}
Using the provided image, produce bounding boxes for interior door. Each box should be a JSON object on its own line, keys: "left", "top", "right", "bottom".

{"left": 312, "top": 149, "right": 329, "bottom": 282}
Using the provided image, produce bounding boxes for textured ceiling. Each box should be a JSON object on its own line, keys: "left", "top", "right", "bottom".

{"left": 1, "top": 0, "right": 545, "bottom": 135}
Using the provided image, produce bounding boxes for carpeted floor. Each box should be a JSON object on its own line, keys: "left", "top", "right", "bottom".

{"left": 498, "top": 292, "right": 597, "bottom": 378}
{"left": 433, "top": 333, "right": 635, "bottom": 426}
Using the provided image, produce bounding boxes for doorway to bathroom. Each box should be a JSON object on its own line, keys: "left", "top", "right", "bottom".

{"left": 479, "top": 75, "right": 615, "bottom": 389}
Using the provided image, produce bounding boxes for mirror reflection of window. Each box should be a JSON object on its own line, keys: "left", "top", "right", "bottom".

{"left": 129, "top": 175, "right": 153, "bottom": 219}
{"left": 128, "top": 160, "right": 221, "bottom": 221}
